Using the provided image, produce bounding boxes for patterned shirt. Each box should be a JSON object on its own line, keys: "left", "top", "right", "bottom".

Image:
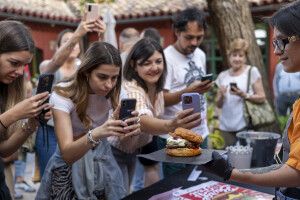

{"left": 108, "top": 80, "right": 164, "bottom": 153}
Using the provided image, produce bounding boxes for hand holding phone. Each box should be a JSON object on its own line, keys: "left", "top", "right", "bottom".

{"left": 85, "top": 3, "right": 100, "bottom": 22}
{"left": 182, "top": 93, "right": 201, "bottom": 113}
{"left": 229, "top": 82, "right": 238, "bottom": 92}
{"left": 201, "top": 73, "right": 213, "bottom": 82}
{"left": 119, "top": 98, "right": 137, "bottom": 121}
{"left": 36, "top": 74, "right": 54, "bottom": 120}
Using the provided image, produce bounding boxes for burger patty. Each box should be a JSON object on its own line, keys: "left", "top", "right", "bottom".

{"left": 166, "top": 141, "right": 200, "bottom": 149}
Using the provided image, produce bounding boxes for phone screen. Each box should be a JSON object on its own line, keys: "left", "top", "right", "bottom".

{"left": 230, "top": 82, "right": 238, "bottom": 91}
{"left": 36, "top": 74, "right": 54, "bottom": 95}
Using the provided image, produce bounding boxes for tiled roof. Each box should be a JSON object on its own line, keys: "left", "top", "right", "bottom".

{"left": 72, "top": 0, "right": 295, "bottom": 20}
{"left": 0, "top": 0, "right": 79, "bottom": 23}
{"left": 0, "top": 0, "right": 295, "bottom": 23}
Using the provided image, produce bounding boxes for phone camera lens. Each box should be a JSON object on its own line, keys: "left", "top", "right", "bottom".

{"left": 183, "top": 96, "right": 192, "bottom": 104}
{"left": 88, "top": 5, "right": 92, "bottom": 11}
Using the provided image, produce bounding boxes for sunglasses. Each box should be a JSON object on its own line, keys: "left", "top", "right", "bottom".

{"left": 272, "top": 35, "right": 299, "bottom": 53}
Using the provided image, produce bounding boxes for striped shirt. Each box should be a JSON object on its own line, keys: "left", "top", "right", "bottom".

{"left": 108, "top": 80, "right": 164, "bottom": 153}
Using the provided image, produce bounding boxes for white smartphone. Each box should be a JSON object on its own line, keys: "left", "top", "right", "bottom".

{"left": 85, "top": 3, "right": 100, "bottom": 21}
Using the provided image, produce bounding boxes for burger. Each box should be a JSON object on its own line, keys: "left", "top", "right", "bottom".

{"left": 166, "top": 127, "right": 203, "bottom": 157}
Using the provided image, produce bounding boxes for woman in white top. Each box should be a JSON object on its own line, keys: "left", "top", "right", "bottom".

{"left": 109, "top": 38, "right": 201, "bottom": 191}
{"left": 215, "top": 38, "right": 266, "bottom": 147}
{"left": 36, "top": 42, "right": 140, "bottom": 200}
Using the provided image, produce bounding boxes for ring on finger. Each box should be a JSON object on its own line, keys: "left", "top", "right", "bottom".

{"left": 136, "top": 117, "right": 140, "bottom": 124}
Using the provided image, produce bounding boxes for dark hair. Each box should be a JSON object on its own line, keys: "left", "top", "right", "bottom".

{"left": 173, "top": 7, "right": 207, "bottom": 32}
{"left": 56, "top": 29, "right": 74, "bottom": 47}
{"left": 55, "top": 42, "right": 122, "bottom": 128}
{"left": 0, "top": 20, "right": 35, "bottom": 54}
{"left": 269, "top": 1, "right": 300, "bottom": 36}
{"left": 123, "top": 38, "right": 167, "bottom": 93}
{"left": 142, "top": 28, "right": 161, "bottom": 44}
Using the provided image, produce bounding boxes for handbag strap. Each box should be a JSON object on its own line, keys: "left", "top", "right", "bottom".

{"left": 246, "top": 66, "right": 253, "bottom": 93}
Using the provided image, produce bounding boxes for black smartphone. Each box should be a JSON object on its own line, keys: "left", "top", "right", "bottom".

{"left": 230, "top": 82, "right": 238, "bottom": 92}
{"left": 201, "top": 73, "right": 213, "bottom": 82}
{"left": 119, "top": 98, "right": 137, "bottom": 121}
{"left": 36, "top": 74, "right": 54, "bottom": 119}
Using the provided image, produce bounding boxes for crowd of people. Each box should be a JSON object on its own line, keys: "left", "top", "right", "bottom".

{"left": 0, "top": 1, "right": 299, "bottom": 199}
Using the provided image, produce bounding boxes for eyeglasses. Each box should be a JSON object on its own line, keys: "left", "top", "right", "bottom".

{"left": 272, "top": 35, "right": 299, "bottom": 53}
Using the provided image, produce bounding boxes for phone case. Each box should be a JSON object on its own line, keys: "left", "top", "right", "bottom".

{"left": 119, "top": 98, "right": 137, "bottom": 120}
{"left": 182, "top": 93, "right": 201, "bottom": 113}
{"left": 201, "top": 74, "right": 213, "bottom": 82}
{"left": 36, "top": 74, "right": 54, "bottom": 95}
{"left": 86, "top": 3, "right": 100, "bottom": 21}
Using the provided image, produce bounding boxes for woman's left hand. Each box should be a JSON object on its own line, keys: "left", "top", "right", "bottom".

{"left": 119, "top": 111, "right": 141, "bottom": 140}
{"left": 230, "top": 86, "right": 247, "bottom": 98}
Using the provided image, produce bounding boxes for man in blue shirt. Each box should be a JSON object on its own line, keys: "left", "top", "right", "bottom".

{"left": 273, "top": 62, "right": 300, "bottom": 115}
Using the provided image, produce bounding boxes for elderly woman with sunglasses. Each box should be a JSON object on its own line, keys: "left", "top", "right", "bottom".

{"left": 206, "top": 1, "right": 300, "bottom": 199}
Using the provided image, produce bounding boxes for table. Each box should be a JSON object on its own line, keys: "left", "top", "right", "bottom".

{"left": 122, "top": 165, "right": 274, "bottom": 200}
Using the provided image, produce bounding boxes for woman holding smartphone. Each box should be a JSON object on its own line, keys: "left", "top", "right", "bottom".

{"left": 36, "top": 17, "right": 106, "bottom": 178}
{"left": 108, "top": 38, "right": 201, "bottom": 192}
{"left": 36, "top": 42, "right": 140, "bottom": 200}
{"left": 207, "top": 1, "right": 300, "bottom": 199}
{"left": 0, "top": 20, "right": 51, "bottom": 200}
{"left": 215, "top": 38, "right": 266, "bottom": 148}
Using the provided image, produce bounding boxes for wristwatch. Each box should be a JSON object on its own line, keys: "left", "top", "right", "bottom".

{"left": 87, "top": 129, "right": 101, "bottom": 148}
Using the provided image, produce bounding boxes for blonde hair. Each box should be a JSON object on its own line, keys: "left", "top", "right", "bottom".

{"left": 228, "top": 38, "right": 249, "bottom": 55}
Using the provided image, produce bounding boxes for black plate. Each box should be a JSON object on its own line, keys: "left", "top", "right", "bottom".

{"left": 137, "top": 149, "right": 226, "bottom": 165}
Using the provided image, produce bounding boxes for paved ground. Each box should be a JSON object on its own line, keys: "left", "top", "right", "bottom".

{"left": 15, "top": 153, "right": 39, "bottom": 200}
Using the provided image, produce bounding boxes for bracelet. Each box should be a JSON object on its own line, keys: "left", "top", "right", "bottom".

{"left": 0, "top": 119, "right": 7, "bottom": 129}
{"left": 21, "top": 121, "right": 35, "bottom": 135}
{"left": 87, "top": 129, "right": 101, "bottom": 148}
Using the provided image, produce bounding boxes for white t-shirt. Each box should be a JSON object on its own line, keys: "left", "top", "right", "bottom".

{"left": 50, "top": 84, "right": 111, "bottom": 137}
{"left": 215, "top": 66, "right": 261, "bottom": 131}
{"left": 162, "top": 45, "right": 209, "bottom": 138}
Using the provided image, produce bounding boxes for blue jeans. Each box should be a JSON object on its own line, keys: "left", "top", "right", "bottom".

{"left": 35, "top": 125, "right": 57, "bottom": 177}
{"left": 275, "top": 190, "right": 300, "bottom": 200}
{"left": 14, "top": 160, "right": 26, "bottom": 178}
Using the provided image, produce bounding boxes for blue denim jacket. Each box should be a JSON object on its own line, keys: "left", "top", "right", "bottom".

{"left": 36, "top": 139, "right": 126, "bottom": 200}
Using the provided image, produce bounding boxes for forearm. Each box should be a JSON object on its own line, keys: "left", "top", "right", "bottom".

{"left": 0, "top": 111, "right": 18, "bottom": 130}
{"left": 164, "top": 89, "right": 187, "bottom": 107}
{"left": 230, "top": 164, "right": 300, "bottom": 187}
{"left": 140, "top": 116, "right": 174, "bottom": 135}
{"left": 59, "top": 132, "right": 93, "bottom": 164}
{"left": 42, "top": 34, "right": 81, "bottom": 74}
{"left": 246, "top": 93, "right": 266, "bottom": 104}
{"left": 0, "top": 129, "right": 31, "bottom": 157}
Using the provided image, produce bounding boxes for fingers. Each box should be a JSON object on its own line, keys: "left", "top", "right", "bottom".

{"left": 112, "top": 104, "right": 121, "bottom": 120}
{"left": 107, "top": 119, "right": 127, "bottom": 127}
{"left": 180, "top": 113, "right": 201, "bottom": 127}
{"left": 32, "top": 92, "right": 49, "bottom": 101}
{"left": 177, "top": 108, "right": 194, "bottom": 119}
{"left": 122, "top": 128, "right": 141, "bottom": 139}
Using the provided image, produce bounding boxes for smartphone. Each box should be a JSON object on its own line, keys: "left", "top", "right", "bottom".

{"left": 181, "top": 93, "right": 201, "bottom": 113}
{"left": 229, "top": 82, "right": 238, "bottom": 92}
{"left": 36, "top": 74, "right": 54, "bottom": 119}
{"left": 201, "top": 73, "right": 213, "bottom": 82}
{"left": 85, "top": 3, "right": 100, "bottom": 22}
{"left": 119, "top": 98, "right": 137, "bottom": 121}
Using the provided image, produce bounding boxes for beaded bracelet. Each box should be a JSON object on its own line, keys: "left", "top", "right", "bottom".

{"left": 87, "top": 129, "right": 101, "bottom": 148}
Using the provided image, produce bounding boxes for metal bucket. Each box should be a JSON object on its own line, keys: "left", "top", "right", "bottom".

{"left": 236, "top": 131, "right": 281, "bottom": 167}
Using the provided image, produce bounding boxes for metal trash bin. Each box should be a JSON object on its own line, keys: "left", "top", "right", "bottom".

{"left": 236, "top": 131, "right": 281, "bottom": 167}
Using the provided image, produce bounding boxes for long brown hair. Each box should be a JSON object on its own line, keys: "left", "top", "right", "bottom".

{"left": 54, "top": 42, "right": 122, "bottom": 129}
{"left": 0, "top": 20, "right": 35, "bottom": 138}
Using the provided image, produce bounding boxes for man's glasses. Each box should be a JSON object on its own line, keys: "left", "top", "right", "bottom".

{"left": 272, "top": 35, "right": 299, "bottom": 53}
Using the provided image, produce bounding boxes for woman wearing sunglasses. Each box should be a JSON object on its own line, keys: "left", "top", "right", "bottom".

{"left": 206, "top": 1, "right": 300, "bottom": 199}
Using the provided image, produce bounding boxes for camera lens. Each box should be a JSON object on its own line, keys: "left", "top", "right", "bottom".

{"left": 88, "top": 5, "right": 92, "bottom": 11}
{"left": 184, "top": 96, "right": 192, "bottom": 104}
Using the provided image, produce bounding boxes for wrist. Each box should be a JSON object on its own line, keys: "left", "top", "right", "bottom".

{"left": 87, "top": 129, "right": 101, "bottom": 148}
{"left": 21, "top": 121, "right": 36, "bottom": 135}
{"left": 244, "top": 93, "right": 250, "bottom": 99}
{"left": 166, "top": 120, "right": 176, "bottom": 133}
{"left": 1, "top": 110, "right": 18, "bottom": 127}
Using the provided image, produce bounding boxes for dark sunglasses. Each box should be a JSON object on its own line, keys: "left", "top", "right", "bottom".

{"left": 272, "top": 35, "right": 299, "bottom": 53}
